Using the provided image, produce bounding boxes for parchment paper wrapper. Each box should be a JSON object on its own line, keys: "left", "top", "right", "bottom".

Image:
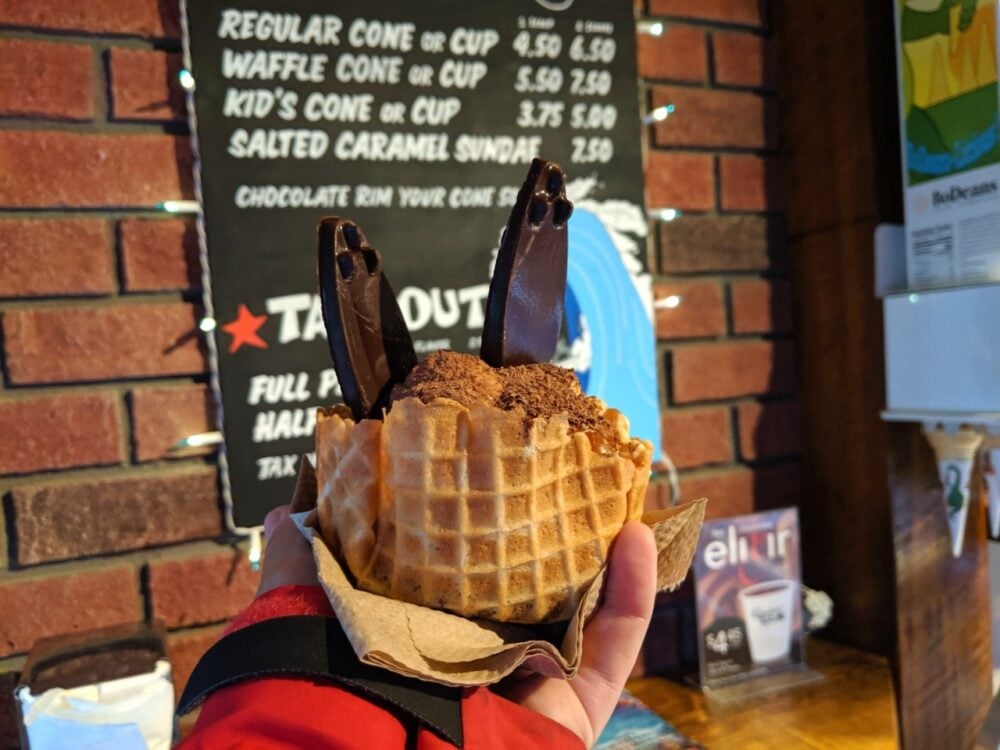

{"left": 982, "top": 435, "right": 1000, "bottom": 538}
{"left": 924, "top": 427, "right": 983, "bottom": 558}
{"left": 288, "top": 457, "right": 706, "bottom": 686}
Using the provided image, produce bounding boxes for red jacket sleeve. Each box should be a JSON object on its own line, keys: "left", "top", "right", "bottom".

{"left": 178, "top": 585, "right": 585, "bottom": 750}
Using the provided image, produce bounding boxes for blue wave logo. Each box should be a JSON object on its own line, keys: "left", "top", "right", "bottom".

{"left": 566, "top": 208, "right": 662, "bottom": 459}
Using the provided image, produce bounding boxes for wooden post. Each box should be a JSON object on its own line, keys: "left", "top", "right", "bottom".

{"left": 773, "top": 2, "right": 995, "bottom": 746}
{"left": 890, "top": 423, "right": 992, "bottom": 748}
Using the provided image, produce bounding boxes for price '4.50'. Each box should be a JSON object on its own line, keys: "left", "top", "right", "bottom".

{"left": 512, "top": 30, "right": 562, "bottom": 59}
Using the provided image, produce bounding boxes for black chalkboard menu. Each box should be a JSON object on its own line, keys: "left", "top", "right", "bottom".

{"left": 182, "top": 0, "right": 656, "bottom": 529}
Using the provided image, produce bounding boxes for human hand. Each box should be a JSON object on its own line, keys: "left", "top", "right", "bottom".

{"left": 495, "top": 521, "right": 657, "bottom": 747}
{"left": 257, "top": 505, "right": 320, "bottom": 595}
{"left": 257, "top": 506, "right": 657, "bottom": 747}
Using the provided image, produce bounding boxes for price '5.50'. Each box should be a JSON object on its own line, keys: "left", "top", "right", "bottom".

{"left": 514, "top": 65, "right": 563, "bottom": 94}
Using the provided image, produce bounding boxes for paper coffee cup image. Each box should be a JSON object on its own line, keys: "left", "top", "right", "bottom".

{"left": 737, "top": 580, "right": 798, "bottom": 664}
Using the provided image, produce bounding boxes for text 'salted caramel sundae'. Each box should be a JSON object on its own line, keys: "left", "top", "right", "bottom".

{"left": 314, "top": 158, "right": 653, "bottom": 624}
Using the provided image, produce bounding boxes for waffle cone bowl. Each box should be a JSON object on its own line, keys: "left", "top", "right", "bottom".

{"left": 293, "top": 454, "right": 704, "bottom": 686}
{"left": 316, "top": 396, "right": 653, "bottom": 624}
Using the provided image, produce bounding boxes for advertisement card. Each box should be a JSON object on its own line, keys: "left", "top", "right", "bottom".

{"left": 895, "top": 0, "right": 1000, "bottom": 289}
{"left": 692, "top": 508, "right": 804, "bottom": 689}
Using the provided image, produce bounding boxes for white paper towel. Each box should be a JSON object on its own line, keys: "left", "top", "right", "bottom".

{"left": 17, "top": 659, "right": 174, "bottom": 750}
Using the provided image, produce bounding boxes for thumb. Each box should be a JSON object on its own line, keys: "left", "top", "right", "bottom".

{"left": 573, "top": 521, "right": 657, "bottom": 738}
{"left": 258, "top": 504, "right": 318, "bottom": 595}
{"left": 264, "top": 505, "right": 290, "bottom": 537}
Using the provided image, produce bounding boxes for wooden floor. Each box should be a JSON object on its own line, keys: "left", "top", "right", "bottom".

{"left": 627, "top": 639, "right": 899, "bottom": 749}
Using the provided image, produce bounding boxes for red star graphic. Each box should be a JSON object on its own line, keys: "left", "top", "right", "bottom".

{"left": 222, "top": 304, "right": 268, "bottom": 353}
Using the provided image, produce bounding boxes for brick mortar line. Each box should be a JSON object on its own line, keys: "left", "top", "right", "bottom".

{"left": 676, "top": 456, "right": 799, "bottom": 481}
{"left": 110, "top": 200, "right": 126, "bottom": 296}
{"left": 0, "top": 537, "right": 247, "bottom": 586}
{"left": 652, "top": 271, "right": 791, "bottom": 283}
{"left": 722, "top": 271, "right": 735, "bottom": 334}
{"left": 668, "top": 390, "right": 798, "bottom": 409}
{"left": 0, "top": 119, "right": 188, "bottom": 135}
{"left": 0, "top": 550, "right": 144, "bottom": 585}
{"left": 0, "top": 494, "right": 8, "bottom": 574}
{"left": 0, "top": 291, "right": 191, "bottom": 311}
{"left": 0, "top": 461, "right": 144, "bottom": 496}
{"left": 656, "top": 333, "right": 751, "bottom": 345}
{"left": 118, "top": 389, "right": 137, "bottom": 471}
{"left": 0, "top": 26, "right": 180, "bottom": 48}
{"left": 643, "top": 76, "right": 775, "bottom": 96}
{"left": 663, "top": 392, "right": 801, "bottom": 412}
{"left": 651, "top": 271, "right": 791, "bottom": 285}
{"left": 0, "top": 368, "right": 212, "bottom": 395}
{"left": 785, "top": 214, "right": 882, "bottom": 242}
{"left": 0, "top": 209, "right": 193, "bottom": 219}
{"left": 705, "top": 26, "right": 718, "bottom": 88}
{"left": 0, "top": 290, "right": 186, "bottom": 305}
{"left": 0, "top": 376, "right": 207, "bottom": 403}
{"left": 662, "top": 332, "right": 795, "bottom": 348}
{"left": 661, "top": 402, "right": 736, "bottom": 415}
{"left": 737, "top": 453, "right": 805, "bottom": 469}
{"left": 654, "top": 357, "right": 668, "bottom": 411}
{"left": 711, "top": 153, "right": 722, "bottom": 213}
{"left": 651, "top": 208, "right": 776, "bottom": 219}
{"left": 8, "top": 533, "right": 234, "bottom": 576}
{"left": 677, "top": 458, "right": 734, "bottom": 473}
{"left": 94, "top": 41, "right": 112, "bottom": 126}
{"left": 644, "top": 15, "right": 770, "bottom": 34}
{"left": 716, "top": 208, "right": 786, "bottom": 218}
{"left": 657, "top": 390, "right": 798, "bottom": 410}
{"left": 164, "top": 621, "right": 226, "bottom": 642}
{"left": 647, "top": 143, "right": 781, "bottom": 157}
{"left": 2, "top": 457, "right": 217, "bottom": 490}
{"left": 727, "top": 399, "right": 741, "bottom": 462}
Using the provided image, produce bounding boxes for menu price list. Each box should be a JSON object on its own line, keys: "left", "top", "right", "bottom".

{"left": 213, "top": 10, "right": 627, "bottom": 173}
{"left": 184, "top": 0, "right": 644, "bottom": 527}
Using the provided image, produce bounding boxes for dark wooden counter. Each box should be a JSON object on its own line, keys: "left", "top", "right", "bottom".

{"left": 627, "top": 639, "right": 899, "bottom": 749}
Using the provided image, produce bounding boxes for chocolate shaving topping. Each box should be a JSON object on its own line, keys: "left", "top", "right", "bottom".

{"left": 480, "top": 158, "right": 573, "bottom": 367}
{"left": 317, "top": 217, "right": 417, "bottom": 421}
{"left": 391, "top": 350, "right": 616, "bottom": 446}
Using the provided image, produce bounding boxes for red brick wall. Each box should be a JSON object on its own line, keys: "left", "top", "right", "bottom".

{"left": 0, "top": 0, "right": 797, "bottom": 741}
{"left": 634, "top": 0, "right": 800, "bottom": 679}
{"left": 639, "top": 0, "right": 800, "bottom": 519}
{"left": 0, "top": 3, "right": 253, "bottom": 744}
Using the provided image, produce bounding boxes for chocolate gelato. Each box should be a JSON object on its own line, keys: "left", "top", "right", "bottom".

{"left": 389, "top": 350, "right": 616, "bottom": 445}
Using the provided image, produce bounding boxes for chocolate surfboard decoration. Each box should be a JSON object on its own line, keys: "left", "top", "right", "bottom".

{"left": 317, "top": 218, "right": 417, "bottom": 421}
{"left": 480, "top": 158, "right": 573, "bottom": 367}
